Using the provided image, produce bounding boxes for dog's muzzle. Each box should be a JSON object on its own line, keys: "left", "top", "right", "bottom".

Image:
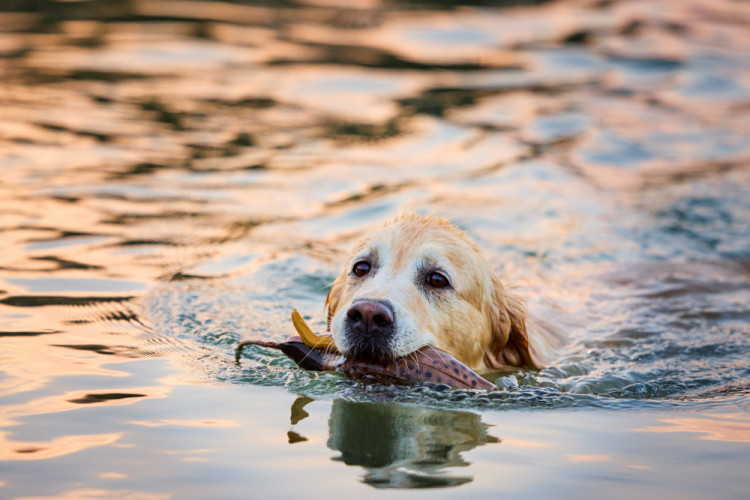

{"left": 343, "top": 298, "right": 396, "bottom": 361}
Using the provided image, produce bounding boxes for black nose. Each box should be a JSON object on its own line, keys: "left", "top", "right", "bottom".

{"left": 344, "top": 300, "right": 396, "bottom": 361}
{"left": 346, "top": 300, "right": 394, "bottom": 329}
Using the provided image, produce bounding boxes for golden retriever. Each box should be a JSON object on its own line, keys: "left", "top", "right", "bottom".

{"left": 325, "top": 214, "right": 560, "bottom": 373}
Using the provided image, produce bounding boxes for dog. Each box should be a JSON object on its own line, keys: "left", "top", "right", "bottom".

{"left": 325, "top": 214, "right": 560, "bottom": 373}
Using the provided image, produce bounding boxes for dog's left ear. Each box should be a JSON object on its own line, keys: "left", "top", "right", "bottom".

{"left": 484, "top": 277, "right": 539, "bottom": 370}
{"left": 324, "top": 274, "right": 346, "bottom": 331}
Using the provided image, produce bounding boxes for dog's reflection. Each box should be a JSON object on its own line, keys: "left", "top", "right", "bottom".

{"left": 325, "top": 398, "right": 498, "bottom": 488}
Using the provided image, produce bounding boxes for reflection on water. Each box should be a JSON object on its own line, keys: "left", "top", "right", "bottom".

{"left": 2, "top": 0, "right": 750, "bottom": 497}
{"left": 326, "top": 399, "right": 497, "bottom": 488}
{"left": 0, "top": 431, "right": 121, "bottom": 462}
{"left": 636, "top": 413, "right": 750, "bottom": 443}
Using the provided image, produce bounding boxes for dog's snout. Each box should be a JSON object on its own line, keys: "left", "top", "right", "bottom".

{"left": 346, "top": 300, "right": 394, "bottom": 329}
{"left": 343, "top": 299, "right": 396, "bottom": 361}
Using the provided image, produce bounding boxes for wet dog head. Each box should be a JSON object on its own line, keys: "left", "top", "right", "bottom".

{"left": 326, "top": 214, "right": 536, "bottom": 371}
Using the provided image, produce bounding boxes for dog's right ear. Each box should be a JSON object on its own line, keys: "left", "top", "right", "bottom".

{"left": 324, "top": 274, "right": 346, "bottom": 331}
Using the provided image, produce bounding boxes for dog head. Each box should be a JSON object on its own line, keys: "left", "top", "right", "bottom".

{"left": 325, "top": 214, "right": 536, "bottom": 371}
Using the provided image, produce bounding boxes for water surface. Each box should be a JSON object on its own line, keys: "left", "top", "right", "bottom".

{"left": 1, "top": 0, "right": 749, "bottom": 498}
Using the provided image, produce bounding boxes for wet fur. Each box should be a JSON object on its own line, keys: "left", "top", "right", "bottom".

{"left": 325, "top": 214, "right": 558, "bottom": 372}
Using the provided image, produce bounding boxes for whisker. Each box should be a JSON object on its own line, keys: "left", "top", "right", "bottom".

{"left": 433, "top": 348, "right": 449, "bottom": 366}
{"left": 418, "top": 349, "right": 437, "bottom": 364}
{"left": 408, "top": 352, "right": 420, "bottom": 372}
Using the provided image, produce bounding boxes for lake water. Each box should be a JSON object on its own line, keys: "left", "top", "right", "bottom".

{"left": 1, "top": 0, "right": 749, "bottom": 498}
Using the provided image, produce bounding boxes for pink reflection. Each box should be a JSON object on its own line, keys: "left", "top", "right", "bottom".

{"left": 500, "top": 438, "right": 548, "bottom": 449}
{"left": 636, "top": 414, "right": 750, "bottom": 443}
{"left": 97, "top": 472, "right": 128, "bottom": 479}
{"left": 0, "top": 386, "right": 170, "bottom": 427}
{"left": 0, "top": 431, "right": 121, "bottom": 461}
{"left": 128, "top": 419, "right": 238, "bottom": 428}
{"left": 14, "top": 488, "right": 170, "bottom": 500}
{"left": 567, "top": 454, "right": 612, "bottom": 463}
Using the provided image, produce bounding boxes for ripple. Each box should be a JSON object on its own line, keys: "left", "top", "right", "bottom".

{"left": 67, "top": 392, "right": 147, "bottom": 405}
{"left": 8, "top": 278, "right": 145, "bottom": 293}
{"left": 0, "top": 295, "right": 134, "bottom": 307}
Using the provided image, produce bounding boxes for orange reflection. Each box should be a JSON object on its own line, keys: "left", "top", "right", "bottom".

{"left": 0, "top": 386, "right": 170, "bottom": 427}
{"left": 567, "top": 454, "right": 612, "bottom": 463}
{"left": 287, "top": 2, "right": 595, "bottom": 67}
{"left": 0, "top": 431, "right": 121, "bottom": 461}
{"left": 500, "top": 438, "right": 548, "bottom": 449}
{"left": 164, "top": 449, "right": 215, "bottom": 454}
{"left": 128, "top": 419, "right": 238, "bottom": 428}
{"left": 626, "top": 464, "right": 652, "bottom": 470}
{"left": 635, "top": 414, "right": 750, "bottom": 443}
{"left": 0, "top": 338, "right": 133, "bottom": 397}
{"left": 14, "top": 488, "right": 170, "bottom": 500}
{"left": 97, "top": 472, "right": 128, "bottom": 479}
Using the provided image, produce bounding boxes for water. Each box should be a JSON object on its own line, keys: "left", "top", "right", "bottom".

{"left": 1, "top": 0, "right": 750, "bottom": 498}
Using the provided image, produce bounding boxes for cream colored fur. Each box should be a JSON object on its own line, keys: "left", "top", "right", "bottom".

{"left": 326, "top": 214, "right": 559, "bottom": 372}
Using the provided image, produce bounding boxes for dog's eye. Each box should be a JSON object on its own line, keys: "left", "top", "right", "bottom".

{"left": 352, "top": 261, "right": 371, "bottom": 277}
{"left": 427, "top": 272, "right": 449, "bottom": 289}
